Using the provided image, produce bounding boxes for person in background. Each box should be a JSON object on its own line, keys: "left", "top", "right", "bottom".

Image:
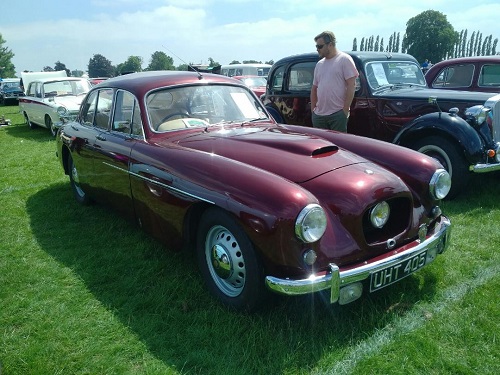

{"left": 421, "top": 59, "right": 429, "bottom": 73}
{"left": 311, "top": 31, "right": 359, "bottom": 132}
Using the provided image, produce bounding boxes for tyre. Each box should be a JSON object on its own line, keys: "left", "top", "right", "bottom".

{"left": 412, "top": 136, "right": 470, "bottom": 199}
{"left": 45, "top": 115, "right": 57, "bottom": 137}
{"left": 24, "top": 112, "right": 37, "bottom": 130}
{"left": 197, "top": 207, "right": 267, "bottom": 311}
{"left": 69, "top": 154, "right": 91, "bottom": 205}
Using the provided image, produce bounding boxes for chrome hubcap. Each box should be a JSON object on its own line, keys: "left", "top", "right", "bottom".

{"left": 206, "top": 225, "right": 245, "bottom": 297}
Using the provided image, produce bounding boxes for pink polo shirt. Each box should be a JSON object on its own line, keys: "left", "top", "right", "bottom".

{"left": 312, "top": 52, "right": 358, "bottom": 116}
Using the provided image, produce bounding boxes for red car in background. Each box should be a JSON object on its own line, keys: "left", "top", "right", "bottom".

{"left": 233, "top": 75, "right": 267, "bottom": 98}
{"left": 425, "top": 56, "right": 500, "bottom": 93}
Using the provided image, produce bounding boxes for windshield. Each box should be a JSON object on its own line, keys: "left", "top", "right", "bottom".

{"left": 2, "top": 82, "right": 21, "bottom": 89}
{"left": 43, "top": 79, "right": 92, "bottom": 97}
{"left": 147, "top": 84, "right": 269, "bottom": 132}
{"left": 365, "top": 61, "right": 427, "bottom": 90}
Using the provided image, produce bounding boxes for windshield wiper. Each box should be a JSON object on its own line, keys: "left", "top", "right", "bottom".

{"left": 372, "top": 84, "right": 394, "bottom": 93}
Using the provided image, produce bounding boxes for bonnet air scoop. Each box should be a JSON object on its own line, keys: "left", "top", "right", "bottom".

{"left": 311, "top": 145, "right": 339, "bottom": 157}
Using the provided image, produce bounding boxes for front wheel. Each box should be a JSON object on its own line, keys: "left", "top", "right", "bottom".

{"left": 412, "top": 136, "right": 470, "bottom": 199}
{"left": 69, "top": 154, "right": 91, "bottom": 205}
{"left": 197, "top": 208, "right": 267, "bottom": 311}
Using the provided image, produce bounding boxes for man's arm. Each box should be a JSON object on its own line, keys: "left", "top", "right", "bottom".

{"left": 311, "top": 84, "right": 318, "bottom": 112}
{"left": 343, "top": 77, "right": 356, "bottom": 115}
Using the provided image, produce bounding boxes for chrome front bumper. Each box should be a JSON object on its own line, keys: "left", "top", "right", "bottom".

{"left": 265, "top": 216, "right": 451, "bottom": 304}
{"left": 471, "top": 162, "right": 500, "bottom": 173}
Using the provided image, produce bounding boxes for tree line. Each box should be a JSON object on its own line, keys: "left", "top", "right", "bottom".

{"left": 352, "top": 10, "right": 499, "bottom": 64}
{"left": 1, "top": 10, "right": 499, "bottom": 79}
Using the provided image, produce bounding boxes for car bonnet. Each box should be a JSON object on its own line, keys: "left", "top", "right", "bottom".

{"left": 172, "top": 125, "right": 369, "bottom": 182}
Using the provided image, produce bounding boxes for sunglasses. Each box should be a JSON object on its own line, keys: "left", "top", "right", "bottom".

{"left": 316, "top": 44, "right": 326, "bottom": 50}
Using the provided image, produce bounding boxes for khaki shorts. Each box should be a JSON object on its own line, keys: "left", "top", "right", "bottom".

{"left": 312, "top": 110, "right": 348, "bottom": 132}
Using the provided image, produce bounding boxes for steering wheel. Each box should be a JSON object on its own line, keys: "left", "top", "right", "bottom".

{"left": 161, "top": 112, "right": 191, "bottom": 123}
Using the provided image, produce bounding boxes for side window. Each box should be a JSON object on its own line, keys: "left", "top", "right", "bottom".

{"left": 288, "top": 62, "right": 315, "bottom": 91}
{"left": 82, "top": 91, "right": 98, "bottom": 126}
{"left": 35, "top": 83, "right": 42, "bottom": 98}
{"left": 81, "top": 89, "right": 113, "bottom": 129}
{"left": 94, "top": 89, "right": 114, "bottom": 130}
{"left": 479, "top": 64, "right": 500, "bottom": 87}
{"left": 269, "top": 65, "right": 285, "bottom": 92}
{"left": 433, "top": 64, "right": 474, "bottom": 88}
{"left": 113, "top": 90, "right": 143, "bottom": 137}
{"left": 27, "top": 83, "right": 36, "bottom": 96}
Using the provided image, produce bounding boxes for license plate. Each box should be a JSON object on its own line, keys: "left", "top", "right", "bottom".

{"left": 370, "top": 251, "right": 427, "bottom": 292}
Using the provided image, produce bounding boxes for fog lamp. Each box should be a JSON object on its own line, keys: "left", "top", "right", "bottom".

{"left": 338, "top": 282, "right": 363, "bottom": 305}
{"left": 370, "top": 201, "right": 390, "bottom": 228}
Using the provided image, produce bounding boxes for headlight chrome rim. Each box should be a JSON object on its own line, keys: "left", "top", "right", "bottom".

{"left": 57, "top": 106, "right": 68, "bottom": 117}
{"left": 430, "top": 168, "right": 451, "bottom": 200}
{"left": 295, "top": 204, "right": 327, "bottom": 243}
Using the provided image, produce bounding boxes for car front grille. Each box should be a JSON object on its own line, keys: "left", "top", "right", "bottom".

{"left": 485, "top": 94, "right": 500, "bottom": 141}
{"left": 362, "top": 197, "right": 411, "bottom": 245}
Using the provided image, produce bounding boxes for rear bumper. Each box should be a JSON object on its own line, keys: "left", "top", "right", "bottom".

{"left": 265, "top": 215, "right": 451, "bottom": 304}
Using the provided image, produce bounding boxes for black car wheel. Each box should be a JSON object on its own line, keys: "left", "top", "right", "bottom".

{"left": 69, "top": 155, "right": 91, "bottom": 205}
{"left": 45, "top": 115, "right": 57, "bottom": 137}
{"left": 24, "top": 112, "right": 37, "bottom": 130}
{"left": 413, "top": 136, "right": 469, "bottom": 199}
{"left": 197, "top": 207, "right": 267, "bottom": 311}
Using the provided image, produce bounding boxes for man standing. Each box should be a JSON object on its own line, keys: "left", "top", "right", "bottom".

{"left": 311, "top": 31, "right": 358, "bottom": 132}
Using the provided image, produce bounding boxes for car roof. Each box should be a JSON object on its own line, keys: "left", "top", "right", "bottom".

{"left": 433, "top": 56, "right": 500, "bottom": 64}
{"left": 1, "top": 78, "right": 20, "bottom": 83}
{"left": 273, "top": 51, "right": 419, "bottom": 66}
{"left": 96, "top": 70, "right": 246, "bottom": 97}
{"left": 31, "top": 77, "right": 88, "bottom": 84}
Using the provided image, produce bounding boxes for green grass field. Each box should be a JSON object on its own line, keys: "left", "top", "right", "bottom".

{"left": 1, "top": 104, "right": 499, "bottom": 374}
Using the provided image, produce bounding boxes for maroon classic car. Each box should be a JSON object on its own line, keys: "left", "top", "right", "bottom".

{"left": 425, "top": 56, "right": 500, "bottom": 93}
{"left": 56, "top": 71, "right": 451, "bottom": 311}
{"left": 263, "top": 52, "right": 500, "bottom": 199}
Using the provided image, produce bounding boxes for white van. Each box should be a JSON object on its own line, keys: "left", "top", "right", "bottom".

{"left": 220, "top": 64, "right": 272, "bottom": 77}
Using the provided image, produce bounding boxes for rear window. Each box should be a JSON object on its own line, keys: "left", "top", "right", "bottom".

{"left": 479, "top": 64, "right": 500, "bottom": 88}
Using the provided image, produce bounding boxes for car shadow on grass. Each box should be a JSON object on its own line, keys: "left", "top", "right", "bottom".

{"left": 26, "top": 183, "right": 444, "bottom": 374}
{"left": 0, "top": 105, "right": 55, "bottom": 141}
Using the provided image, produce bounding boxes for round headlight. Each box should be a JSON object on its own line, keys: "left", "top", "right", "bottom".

{"left": 430, "top": 169, "right": 451, "bottom": 200}
{"left": 57, "top": 106, "right": 68, "bottom": 116}
{"left": 370, "top": 201, "right": 390, "bottom": 228}
{"left": 465, "top": 105, "right": 489, "bottom": 128}
{"left": 295, "top": 204, "right": 327, "bottom": 243}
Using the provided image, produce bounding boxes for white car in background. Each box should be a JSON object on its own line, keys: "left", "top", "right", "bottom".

{"left": 19, "top": 77, "right": 92, "bottom": 136}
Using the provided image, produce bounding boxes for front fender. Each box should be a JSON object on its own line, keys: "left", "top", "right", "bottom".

{"left": 393, "top": 111, "right": 484, "bottom": 163}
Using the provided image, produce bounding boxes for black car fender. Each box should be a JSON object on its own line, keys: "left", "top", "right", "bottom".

{"left": 393, "top": 111, "right": 485, "bottom": 164}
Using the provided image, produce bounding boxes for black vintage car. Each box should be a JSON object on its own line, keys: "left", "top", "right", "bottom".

{"left": 263, "top": 52, "right": 500, "bottom": 198}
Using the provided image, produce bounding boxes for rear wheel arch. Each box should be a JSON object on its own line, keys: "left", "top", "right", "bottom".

{"left": 23, "top": 111, "right": 37, "bottom": 129}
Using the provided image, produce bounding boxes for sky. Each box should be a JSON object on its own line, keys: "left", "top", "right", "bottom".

{"left": 1, "top": 0, "right": 499, "bottom": 75}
